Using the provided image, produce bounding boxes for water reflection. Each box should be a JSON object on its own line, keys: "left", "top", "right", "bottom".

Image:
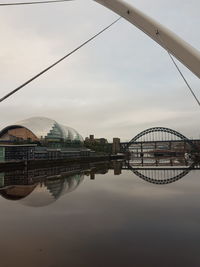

{"left": 127, "top": 155, "right": 200, "bottom": 184}
{"left": 129, "top": 165, "right": 197, "bottom": 185}
{"left": 0, "top": 158, "right": 199, "bottom": 205}
{"left": 0, "top": 162, "right": 110, "bottom": 206}
{"left": 0, "top": 165, "right": 85, "bottom": 206}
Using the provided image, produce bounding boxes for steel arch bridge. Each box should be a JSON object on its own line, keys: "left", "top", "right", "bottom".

{"left": 121, "top": 127, "right": 196, "bottom": 152}
{"left": 130, "top": 127, "right": 189, "bottom": 143}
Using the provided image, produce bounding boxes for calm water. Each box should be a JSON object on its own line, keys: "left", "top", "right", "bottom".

{"left": 0, "top": 160, "right": 200, "bottom": 267}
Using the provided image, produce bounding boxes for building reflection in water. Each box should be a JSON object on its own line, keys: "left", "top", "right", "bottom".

{"left": 0, "top": 165, "right": 85, "bottom": 207}
{"left": 0, "top": 158, "right": 199, "bottom": 206}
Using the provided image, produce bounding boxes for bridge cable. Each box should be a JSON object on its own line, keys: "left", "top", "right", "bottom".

{"left": 156, "top": 30, "right": 200, "bottom": 107}
{"left": 0, "top": 17, "right": 121, "bottom": 103}
{"left": 0, "top": 0, "right": 73, "bottom": 6}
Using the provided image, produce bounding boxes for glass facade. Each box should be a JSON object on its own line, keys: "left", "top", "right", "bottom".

{"left": 0, "top": 147, "right": 5, "bottom": 162}
{"left": 0, "top": 117, "right": 84, "bottom": 144}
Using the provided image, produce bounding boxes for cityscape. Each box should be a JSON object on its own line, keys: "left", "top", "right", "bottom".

{"left": 0, "top": 116, "right": 199, "bottom": 166}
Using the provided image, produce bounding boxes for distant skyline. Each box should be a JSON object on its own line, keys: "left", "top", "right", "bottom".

{"left": 0, "top": 0, "right": 199, "bottom": 141}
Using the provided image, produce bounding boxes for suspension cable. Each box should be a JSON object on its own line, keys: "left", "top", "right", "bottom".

{"left": 0, "top": 17, "right": 121, "bottom": 103}
{"left": 156, "top": 30, "right": 200, "bottom": 107}
{"left": 0, "top": 0, "right": 73, "bottom": 6}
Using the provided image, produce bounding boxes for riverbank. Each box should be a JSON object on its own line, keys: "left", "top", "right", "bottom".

{"left": 0, "top": 154, "right": 125, "bottom": 171}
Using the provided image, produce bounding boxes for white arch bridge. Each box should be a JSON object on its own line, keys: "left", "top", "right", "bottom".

{"left": 0, "top": 0, "right": 199, "bottom": 104}
{"left": 94, "top": 0, "right": 200, "bottom": 79}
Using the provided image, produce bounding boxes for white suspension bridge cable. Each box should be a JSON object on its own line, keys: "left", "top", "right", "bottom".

{"left": 0, "top": 17, "right": 121, "bottom": 103}
{"left": 156, "top": 30, "right": 200, "bottom": 107}
{"left": 1, "top": 1, "right": 199, "bottom": 108}
{"left": 167, "top": 52, "right": 200, "bottom": 107}
{"left": 0, "top": 0, "right": 73, "bottom": 6}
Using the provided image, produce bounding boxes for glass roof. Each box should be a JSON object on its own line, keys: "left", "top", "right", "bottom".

{"left": 0, "top": 117, "right": 84, "bottom": 142}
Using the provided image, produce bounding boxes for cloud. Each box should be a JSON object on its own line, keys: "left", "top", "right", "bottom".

{"left": 0, "top": 0, "right": 199, "bottom": 140}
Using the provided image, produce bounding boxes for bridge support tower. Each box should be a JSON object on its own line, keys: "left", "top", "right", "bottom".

{"left": 112, "top": 138, "right": 121, "bottom": 154}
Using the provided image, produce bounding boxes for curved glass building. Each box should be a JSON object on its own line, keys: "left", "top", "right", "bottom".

{"left": 0, "top": 117, "right": 84, "bottom": 144}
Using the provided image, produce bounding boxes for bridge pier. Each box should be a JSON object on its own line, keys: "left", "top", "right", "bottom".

{"left": 112, "top": 138, "right": 121, "bottom": 154}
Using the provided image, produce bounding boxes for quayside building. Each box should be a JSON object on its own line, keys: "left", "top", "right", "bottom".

{"left": 0, "top": 117, "right": 90, "bottom": 162}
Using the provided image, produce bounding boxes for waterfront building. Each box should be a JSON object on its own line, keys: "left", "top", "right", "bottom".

{"left": 84, "top": 135, "right": 111, "bottom": 154}
{"left": 0, "top": 117, "right": 83, "bottom": 145}
{"left": 0, "top": 117, "right": 90, "bottom": 162}
{"left": 85, "top": 135, "right": 108, "bottom": 145}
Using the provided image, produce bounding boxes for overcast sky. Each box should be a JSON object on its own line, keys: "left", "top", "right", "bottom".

{"left": 0, "top": 0, "right": 199, "bottom": 141}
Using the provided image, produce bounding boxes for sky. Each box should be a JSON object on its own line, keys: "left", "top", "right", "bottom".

{"left": 0, "top": 0, "right": 199, "bottom": 141}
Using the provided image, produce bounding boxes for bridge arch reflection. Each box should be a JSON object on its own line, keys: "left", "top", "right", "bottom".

{"left": 127, "top": 162, "right": 196, "bottom": 185}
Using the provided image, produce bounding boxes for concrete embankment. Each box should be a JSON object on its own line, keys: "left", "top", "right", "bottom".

{"left": 0, "top": 154, "right": 125, "bottom": 171}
